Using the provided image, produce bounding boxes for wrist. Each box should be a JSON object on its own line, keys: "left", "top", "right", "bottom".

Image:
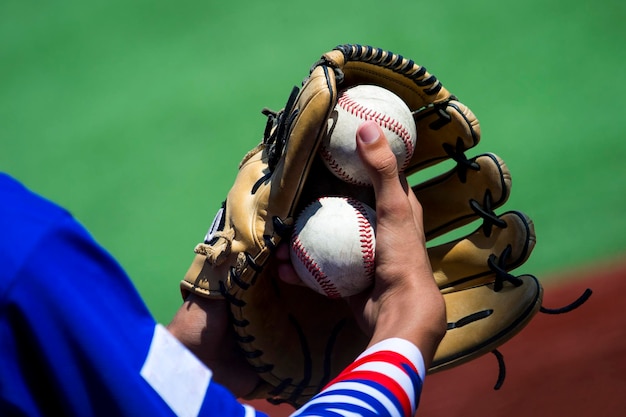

{"left": 167, "top": 294, "right": 262, "bottom": 397}
{"left": 369, "top": 282, "right": 446, "bottom": 367}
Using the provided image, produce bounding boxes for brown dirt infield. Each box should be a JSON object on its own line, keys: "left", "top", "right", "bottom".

{"left": 247, "top": 259, "right": 626, "bottom": 416}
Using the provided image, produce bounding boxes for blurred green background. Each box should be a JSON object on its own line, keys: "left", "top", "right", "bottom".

{"left": 2, "top": 0, "right": 625, "bottom": 323}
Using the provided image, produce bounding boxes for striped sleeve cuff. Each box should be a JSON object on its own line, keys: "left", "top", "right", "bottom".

{"left": 291, "top": 338, "right": 425, "bottom": 417}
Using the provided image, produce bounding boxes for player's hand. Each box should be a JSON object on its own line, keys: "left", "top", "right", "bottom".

{"left": 349, "top": 121, "right": 446, "bottom": 363}
{"left": 167, "top": 294, "right": 261, "bottom": 398}
{"left": 277, "top": 120, "right": 446, "bottom": 366}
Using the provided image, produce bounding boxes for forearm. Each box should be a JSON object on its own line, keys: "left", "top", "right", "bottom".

{"left": 291, "top": 277, "right": 444, "bottom": 417}
{"left": 291, "top": 338, "right": 425, "bottom": 417}
{"left": 369, "top": 278, "right": 446, "bottom": 369}
{"left": 166, "top": 294, "right": 261, "bottom": 398}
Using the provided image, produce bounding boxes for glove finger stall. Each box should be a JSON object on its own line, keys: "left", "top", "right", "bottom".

{"left": 428, "top": 211, "right": 536, "bottom": 293}
{"left": 408, "top": 100, "right": 481, "bottom": 173}
{"left": 414, "top": 153, "right": 512, "bottom": 241}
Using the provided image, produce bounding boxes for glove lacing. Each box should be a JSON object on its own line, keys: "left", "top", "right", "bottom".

{"left": 443, "top": 137, "right": 480, "bottom": 183}
{"left": 450, "top": 150, "right": 593, "bottom": 390}
{"left": 470, "top": 189, "right": 508, "bottom": 238}
{"left": 485, "top": 243, "right": 592, "bottom": 390}
{"left": 262, "top": 86, "right": 300, "bottom": 172}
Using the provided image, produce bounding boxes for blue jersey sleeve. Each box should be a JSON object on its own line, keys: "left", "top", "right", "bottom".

{"left": 0, "top": 173, "right": 425, "bottom": 417}
{"left": 0, "top": 174, "right": 266, "bottom": 417}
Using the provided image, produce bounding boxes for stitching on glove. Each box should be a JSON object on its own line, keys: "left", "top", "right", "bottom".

{"left": 488, "top": 246, "right": 525, "bottom": 292}
{"left": 442, "top": 137, "right": 480, "bottom": 183}
{"left": 491, "top": 350, "right": 506, "bottom": 390}
{"left": 486, "top": 287, "right": 593, "bottom": 390}
{"left": 247, "top": 315, "right": 349, "bottom": 407}
{"left": 265, "top": 86, "right": 300, "bottom": 171}
{"left": 421, "top": 105, "right": 452, "bottom": 130}
{"left": 434, "top": 277, "right": 542, "bottom": 386}
{"left": 335, "top": 44, "right": 443, "bottom": 95}
{"left": 470, "top": 190, "right": 508, "bottom": 238}
{"left": 228, "top": 265, "right": 249, "bottom": 291}
{"left": 447, "top": 309, "right": 494, "bottom": 330}
{"left": 271, "top": 216, "right": 292, "bottom": 238}
{"left": 540, "top": 288, "right": 593, "bottom": 314}
{"left": 221, "top": 281, "right": 245, "bottom": 307}
{"left": 230, "top": 315, "right": 249, "bottom": 327}
{"left": 448, "top": 100, "right": 480, "bottom": 144}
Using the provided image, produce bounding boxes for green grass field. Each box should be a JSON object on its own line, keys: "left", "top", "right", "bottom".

{"left": 2, "top": 0, "right": 625, "bottom": 323}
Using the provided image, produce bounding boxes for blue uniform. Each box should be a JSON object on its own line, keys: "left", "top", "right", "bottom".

{"left": 0, "top": 173, "right": 424, "bottom": 417}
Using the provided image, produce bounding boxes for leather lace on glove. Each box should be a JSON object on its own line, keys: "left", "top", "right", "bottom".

{"left": 181, "top": 44, "right": 591, "bottom": 407}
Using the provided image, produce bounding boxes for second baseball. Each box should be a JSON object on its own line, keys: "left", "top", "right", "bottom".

{"left": 289, "top": 196, "right": 376, "bottom": 298}
{"left": 320, "top": 84, "right": 417, "bottom": 186}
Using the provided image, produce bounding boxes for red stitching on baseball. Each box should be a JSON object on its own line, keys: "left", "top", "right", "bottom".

{"left": 291, "top": 234, "right": 342, "bottom": 299}
{"left": 319, "top": 145, "right": 370, "bottom": 186}
{"left": 338, "top": 92, "right": 414, "bottom": 170}
{"left": 347, "top": 198, "right": 376, "bottom": 277}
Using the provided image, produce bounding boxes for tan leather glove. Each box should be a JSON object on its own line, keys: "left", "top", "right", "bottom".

{"left": 181, "top": 44, "right": 544, "bottom": 407}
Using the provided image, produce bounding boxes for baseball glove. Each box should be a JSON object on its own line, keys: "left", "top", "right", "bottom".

{"left": 180, "top": 44, "right": 586, "bottom": 407}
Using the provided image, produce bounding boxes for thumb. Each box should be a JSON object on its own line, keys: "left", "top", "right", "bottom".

{"left": 356, "top": 121, "right": 400, "bottom": 191}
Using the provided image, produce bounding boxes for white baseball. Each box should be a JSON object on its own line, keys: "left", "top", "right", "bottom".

{"left": 289, "top": 196, "right": 376, "bottom": 298}
{"left": 319, "top": 84, "right": 417, "bottom": 186}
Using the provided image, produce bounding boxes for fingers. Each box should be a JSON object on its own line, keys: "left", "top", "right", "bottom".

{"left": 356, "top": 121, "right": 414, "bottom": 227}
{"left": 355, "top": 124, "right": 445, "bottom": 357}
{"left": 280, "top": 121, "right": 422, "bottom": 287}
{"left": 356, "top": 121, "right": 402, "bottom": 196}
{"left": 356, "top": 121, "right": 429, "bottom": 277}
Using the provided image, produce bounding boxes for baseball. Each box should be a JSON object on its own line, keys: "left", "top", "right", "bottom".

{"left": 319, "top": 84, "right": 417, "bottom": 186}
{"left": 289, "top": 196, "right": 376, "bottom": 298}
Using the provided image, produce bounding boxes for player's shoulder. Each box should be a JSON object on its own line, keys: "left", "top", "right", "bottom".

{"left": 0, "top": 173, "right": 79, "bottom": 285}
{"left": 0, "top": 173, "right": 71, "bottom": 225}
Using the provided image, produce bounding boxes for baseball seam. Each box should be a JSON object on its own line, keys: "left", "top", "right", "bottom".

{"left": 291, "top": 197, "right": 376, "bottom": 298}
{"left": 291, "top": 235, "right": 342, "bottom": 298}
{"left": 338, "top": 92, "right": 415, "bottom": 171}
{"left": 350, "top": 198, "right": 376, "bottom": 277}
{"left": 318, "top": 146, "right": 370, "bottom": 186}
